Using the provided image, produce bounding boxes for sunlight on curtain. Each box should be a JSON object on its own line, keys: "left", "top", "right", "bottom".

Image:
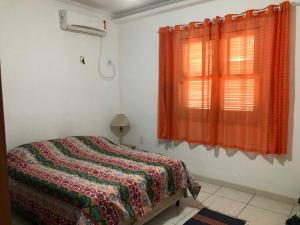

{"left": 158, "top": 1, "right": 290, "bottom": 154}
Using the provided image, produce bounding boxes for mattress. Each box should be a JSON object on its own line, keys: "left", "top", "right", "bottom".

{"left": 7, "top": 136, "right": 200, "bottom": 225}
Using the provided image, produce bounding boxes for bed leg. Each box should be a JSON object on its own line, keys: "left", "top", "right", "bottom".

{"left": 176, "top": 200, "right": 180, "bottom": 207}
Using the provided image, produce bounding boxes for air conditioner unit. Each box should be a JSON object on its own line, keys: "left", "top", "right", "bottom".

{"left": 59, "top": 9, "right": 106, "bottom": 37}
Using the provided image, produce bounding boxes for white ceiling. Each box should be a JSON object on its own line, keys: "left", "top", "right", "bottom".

{"left": 70, "top": 0, "right": 184, "bottom": 17}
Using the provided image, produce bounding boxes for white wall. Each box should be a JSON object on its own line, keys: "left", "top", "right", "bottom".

{"left": 0, "top": 0, "right": 120, "bottom": 150}
{"left": 118, "top": 0, "right": 300, "bottom": 199}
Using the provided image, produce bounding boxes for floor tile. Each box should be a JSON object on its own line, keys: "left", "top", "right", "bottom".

{"left": 197, "top": 191, "right": 213, "bottom": 202}
{"left": 144, "top": 217, "right": 174, "bottom": 225}
{"left": 249, "top": 195, "right": 293, "bottom": 215}
{"left": 240, "top": 205, "right": 288, "bottom": 225}
{"left": 176, "top": 208, "right": 200, "bottom": 225}
{"left": 181, "top": 192, "right": 212, "bottom": 209}
{"left": 198, "top": 181, "right": 221, "bottom": 194}
{"left": 145, "top": 204, "right": 194, "bottom": 225}
{"left": 215, "top": 186, "right": 254, "bottom": 203}
{"left": 203, "top": 195, "right": 245, "bottom": 216}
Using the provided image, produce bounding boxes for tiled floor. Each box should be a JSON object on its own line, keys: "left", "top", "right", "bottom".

{"left": 12, "top": 180, "right": 298, "bottom": 225}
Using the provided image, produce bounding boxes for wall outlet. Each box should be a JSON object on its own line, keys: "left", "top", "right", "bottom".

{"left": 139, "top": 136, "right": 144, "bottom": 145}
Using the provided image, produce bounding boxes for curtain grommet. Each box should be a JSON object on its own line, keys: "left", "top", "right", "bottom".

{"left": 274, "top": 6, "right": 280, "bottom": 12}
{"left": 169, "top": 27, "right": 174, "bottom": 32}
{"left": 232, "top": 13, "right": 246, "bottom": 21}
{"left": 265, "top": 8, "right": 269, "bottom": 14}
{"left": 180, "top": 25, "right": 189, "bottom": 30}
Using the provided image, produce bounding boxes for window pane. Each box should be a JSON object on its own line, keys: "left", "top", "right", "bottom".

{"left": 183, "top": 42, "right": 202, "bottom": 75}
{"left": 223, "top": 34, "right": 255, "bottom": 112}
{"left": 224, "top": 78, "right": 254, "bottom": 112}
{"left": 205, "top": 40, "right": 213, "bottom": 76}
{"left": 184, "top": 79, "right": 212, "bottom": 109}
{"left": 229, "top": 35, "right": 254, "bottom": 75}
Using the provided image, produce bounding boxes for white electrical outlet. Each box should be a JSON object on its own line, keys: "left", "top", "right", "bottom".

{"left": 139, "top": 136, "right": 144, "bottom": 145}
{"left": 155, "top": 139, "right": 159, "bottom": 147}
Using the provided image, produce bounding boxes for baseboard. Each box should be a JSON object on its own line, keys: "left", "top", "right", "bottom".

{"left": 192, "top": 173, "right": 297, "bottom": 204}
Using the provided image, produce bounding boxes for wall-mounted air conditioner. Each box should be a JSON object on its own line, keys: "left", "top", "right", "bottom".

{"left": 59, "top": 9, "right": 107, "bottom": 37}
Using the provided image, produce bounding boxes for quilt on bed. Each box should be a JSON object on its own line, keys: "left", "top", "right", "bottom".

{"left": 7, "top": 136, "right": 200, "bottom": 225}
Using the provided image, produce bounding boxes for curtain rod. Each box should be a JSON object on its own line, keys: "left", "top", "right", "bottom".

{"left": 158, "top": 1, "right": 299, "bottom": 32}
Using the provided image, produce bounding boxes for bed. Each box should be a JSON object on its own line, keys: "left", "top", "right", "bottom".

{"left": 7, "top": 136, "right": 200, "bottom": 225}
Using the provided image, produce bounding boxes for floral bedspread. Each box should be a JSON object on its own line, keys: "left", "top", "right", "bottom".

{"left": 7, "top": 136, "right": 200, "bottom": 225}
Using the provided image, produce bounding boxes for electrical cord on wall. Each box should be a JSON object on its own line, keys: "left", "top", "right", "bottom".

{"left": 98, "top": 38, "right": 116, "bottom": 80}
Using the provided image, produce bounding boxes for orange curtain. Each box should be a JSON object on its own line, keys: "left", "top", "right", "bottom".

{"left": 157, "top": 1, "right": 290, "bottom": 155}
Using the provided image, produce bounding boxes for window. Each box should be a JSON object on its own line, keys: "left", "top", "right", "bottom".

{"left": 184, "top": 79, "right": 212, "bottom": 109}
{"left": 182, "top": 34, "right": 255, "bottom": 112}
{"left": 222, "top": 34, "right": 256, "bottom": 112}
{"left": 158, "top": 2, "right": 290, "bottom": 154}
{"left": 228, "top": 35, "right": 255, "bottom": 75}
{"left": 183, "top": 42, "right": 202, "bottom": 74}
{"left": 223, "top": 78, "right": 254, "bottom": 112}
{"left": 182, "top": 40, "right": 213, "bottom": 110}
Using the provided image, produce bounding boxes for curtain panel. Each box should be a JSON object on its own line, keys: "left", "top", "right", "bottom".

{"left": 157, "top": 1, "right": 290, "bottom": 155}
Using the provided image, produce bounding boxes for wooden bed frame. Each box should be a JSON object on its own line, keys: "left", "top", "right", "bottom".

{"left": 0, "top": 65, "right": 12, "bottom": 225}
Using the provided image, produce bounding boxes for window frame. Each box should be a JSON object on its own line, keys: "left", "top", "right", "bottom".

{"left": 180, "top": 37, "right": 213, "bottom": 112}
{"left": 179, "top": 28, "right": 261, "bottom": 123}
{"left": 219, "top": 29, "right": 260, "bottom": 122}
